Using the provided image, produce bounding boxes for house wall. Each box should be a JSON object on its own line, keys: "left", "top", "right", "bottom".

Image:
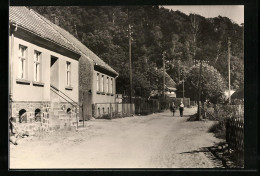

{"left": 78, "top": 55, "right": 118, "bottom": 120}
{"left": 11, "top": 36, "right": 78, "bottom": 103}
{"left": 10, "top": 35, "right": 79, "bottom": 126}
{"left": 78, "top": 56, "right": 94, "bottom": 120}
{"left": 92, "top": 70, "right": 116, "bottom": 104}
{"left": 91, "top": 70, "right": 117, "bottom": 118}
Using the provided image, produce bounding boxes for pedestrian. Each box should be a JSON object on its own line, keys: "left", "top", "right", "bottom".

{"left": 170, "top": 101, "right": 176, "bottom": 116}
{"left": 179, "top": 101, "right": 184, "bottom": 117}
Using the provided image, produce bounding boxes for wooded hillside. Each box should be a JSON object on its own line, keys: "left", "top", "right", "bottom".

{"left": 29, "top": 6, "right": 244, "bottom": 98}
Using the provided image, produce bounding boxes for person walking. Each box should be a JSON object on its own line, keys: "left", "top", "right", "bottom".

{"left": 179, "top": 101, "right": 184, "bottom": 117}
{"left": 170, "top": 101, "right": 176, "bottom": 116}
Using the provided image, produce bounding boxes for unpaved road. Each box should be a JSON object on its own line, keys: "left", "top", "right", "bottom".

{"left": 10, "top": 107, "right": 223, "bottom": 168}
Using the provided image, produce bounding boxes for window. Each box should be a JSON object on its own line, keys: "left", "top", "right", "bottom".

{"left": 34, "top": 51, "right": 41, "bottom": 82}
{"left": 18, "top": 45, "right": 27, "bottom": 79}
{"left": 110, "top": 78, "right": 113, "bottom": 94}
{"left": 106, "top": 77, "right": 109, "bottom": 93}
{"left": 101, "top": 75, "right": 104, "bottom": 92}
{"left": 98, "top": 107, "right": 100, "bottom": 116}
{"left": 97, "top": 73, "right": 99, "bottom": 91}
{"left": 66, "top": 62, "right": 71, "bottom": 86}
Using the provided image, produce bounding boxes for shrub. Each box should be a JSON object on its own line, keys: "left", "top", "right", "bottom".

{"left": 208, "top": 118, "right": 227, "bottom": 139}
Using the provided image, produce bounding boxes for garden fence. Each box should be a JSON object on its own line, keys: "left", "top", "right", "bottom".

{"left": 226, "top": 117, "right": 244, "bottom": 158}
{"left": 93, "top": 103, "right": 135, "bottom": 119}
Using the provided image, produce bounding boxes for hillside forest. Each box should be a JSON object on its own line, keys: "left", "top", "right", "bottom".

{"left": 29, "top": 6, "right": 244, "bottom": 100}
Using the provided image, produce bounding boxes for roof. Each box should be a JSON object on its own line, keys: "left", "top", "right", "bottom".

{"left": 30, "top": 8, "right": 118, "bottom": 75}
{"left": 157, "top": 68, "right": 177, "bottom": 89}
{"left": 231, "top": 87, "right": 244, "bottom": 99}
{"left": 9, "top": 6, "right": 118, "bottom": 76}
{"left": 9, "top": 6, "right": 79, "bottom": 54}
{"left": 224, "top": 90, "right": 235, "bottom": 100}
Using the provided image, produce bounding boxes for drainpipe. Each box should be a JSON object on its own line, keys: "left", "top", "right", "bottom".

{"left": 9, "top": 23, "right": 17, "bottom": 118}
{"left": 115, "top": 74, "right": 118, "bottom": 104}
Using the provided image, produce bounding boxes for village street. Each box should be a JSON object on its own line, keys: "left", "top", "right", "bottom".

{"left": 10, "top": 107, "right": 224, "bottom": 169}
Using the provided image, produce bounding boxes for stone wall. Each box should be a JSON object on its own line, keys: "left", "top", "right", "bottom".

{"left": 10, "top": 101, "right": 79, "bottom": 132}
{"left": 11, "top": 101, "right": 50, "bottom": 123}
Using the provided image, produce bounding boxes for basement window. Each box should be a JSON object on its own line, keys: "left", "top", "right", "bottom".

{"left": 18, "top": 109, "right": 27, "bottom": 123}
{"left": 35, "top": 109, "right": 41, "bottom": 122}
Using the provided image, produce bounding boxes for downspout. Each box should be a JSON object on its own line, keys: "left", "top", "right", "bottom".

{"left": 114, "top": 74, "right": 119, "bottom": 102}
{"left": 9, "top": 23, "right": 17, "bottom": 118}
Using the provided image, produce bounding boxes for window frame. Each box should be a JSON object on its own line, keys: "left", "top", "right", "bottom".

{"left": 110, "top": 78, "right": 113, "bottom": 94}
{"left": 66, "top": 61, "right": 71, "bottom": 87}
{"left": 106, "top": 76, "right": 109, "bottom": 93}
{"left": 97, "top": 73, "right": 100, "bottom": 92}
{"left": 33, "top": 50, "right": 41, "bottom": 82}
{"left": 18, "top": 45, "right": 27, "bottom": 80}
{"left": 101, "top": 75, "right": 104, "bottom": 92}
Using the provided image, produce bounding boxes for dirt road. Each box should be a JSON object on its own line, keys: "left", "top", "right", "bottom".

{"left": 10, "top": 107, "right": 223, "bottom": 168}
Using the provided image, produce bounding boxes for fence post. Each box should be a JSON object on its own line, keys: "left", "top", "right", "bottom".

{"left": 226, "top": 118, "right": 229, "bottom": 146}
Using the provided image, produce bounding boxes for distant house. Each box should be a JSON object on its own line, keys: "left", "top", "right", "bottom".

{"left": 9, "top": 6, "right": 119, "bottom": 130}
{"left": 149, "top": 69, "right": 177, "bottom": 98}
{"left": 165, "top": 73, "right": 177, "bottom": 98}
{"left": 224, "top": 89, "right": 236, "bottom": 101}
{"left": 230, "top": 87, "right": 244, "bottom": 104}
{"left": 231, "top": 87, "right": 244, "bottom": 100}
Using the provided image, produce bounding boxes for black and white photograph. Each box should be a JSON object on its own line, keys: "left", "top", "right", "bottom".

{"left": 8, "top": 4, "right": 248, "bottom": 169}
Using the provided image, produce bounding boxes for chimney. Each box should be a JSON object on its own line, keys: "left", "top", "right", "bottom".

{"left": 50, "top": 14, "right": 59, "bottom": 25}
{"left": 73, "top": 22, "right": 78, "bottom": 38}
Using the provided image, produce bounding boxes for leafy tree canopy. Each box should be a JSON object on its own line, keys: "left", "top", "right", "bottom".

{"left": 185, "top": 63, "right": 226, "bottom": 104}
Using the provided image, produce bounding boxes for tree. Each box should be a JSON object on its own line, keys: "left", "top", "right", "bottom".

{"left": 185, "top": 63, "right": 226, "bottom": 104}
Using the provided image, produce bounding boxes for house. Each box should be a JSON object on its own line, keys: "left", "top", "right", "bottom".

{"left": 230, "top": 87, "right": 244, "bottom": 104}
{"left": 224, "top": 89, "right": 236, "bottom": 101}
{"left": 149, "top": 69, "right": 177, "bottom": 98}
{"left": 164, "top": 73, "right": 177, "bottom": 98}
{"left": 9, "top": 6, "right": 81, "bottom": 130}
{"left": 231, "top": 87, "right": 244, "bottom": 99}
{"left": 9, "top": 6, "right": 119, "bottom": 131}
{"left": 37, "top": 10, "right": 119, "bottom": 119}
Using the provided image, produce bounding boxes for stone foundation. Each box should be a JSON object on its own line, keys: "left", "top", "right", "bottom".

{"left": 11, "top": 101, "right": 50, "bottom": 123}
{"left": 10, "top": 101, "right": 79, "bottom": 132}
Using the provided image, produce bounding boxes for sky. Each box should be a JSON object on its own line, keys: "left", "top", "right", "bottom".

{"left": 164, "top": 5, "right": 244, "bottom": 25}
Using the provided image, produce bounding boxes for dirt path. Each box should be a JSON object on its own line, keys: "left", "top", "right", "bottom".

{"left": 10, "top": 107, "right": 223, "bottom": 168}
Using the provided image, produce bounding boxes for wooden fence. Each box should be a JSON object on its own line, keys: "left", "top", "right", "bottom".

{"left": 93, "top": 103, "right": 135, "bottom": 119}
{"left": 134, "top": 98, "right": 164, "bottom": 115}
{"left": 226, "top": 117, "right": 244, "bottom": 158}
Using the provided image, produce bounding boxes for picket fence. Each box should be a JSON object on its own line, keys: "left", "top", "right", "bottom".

{"left": 226, "top": 117, "right": 244, "bottom": 157}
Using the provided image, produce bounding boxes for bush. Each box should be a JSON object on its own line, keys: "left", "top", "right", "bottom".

{"left": 208, "top": 119, "right": 227, "bottom": 139}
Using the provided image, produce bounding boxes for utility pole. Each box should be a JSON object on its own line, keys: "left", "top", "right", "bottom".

{"left": 128, "top": 24, "right": 133, "bottom": 105}
{"left": 227, "top": 37, "right": 231, "bottom": 104}
{"left": 182, "top": 79, "right": 185, "bottom": 104}
{"left": 127, "top": 8, "right": 133, "bottom": 105}
{"left": 162, "top": 51, "right": 166, "bottom": 100}
{"left": 197, "top": 61, "right": 202, "bottom": 120}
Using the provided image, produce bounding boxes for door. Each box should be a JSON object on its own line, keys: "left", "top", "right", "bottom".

{"left": 50, "top": 56, "right": 59, "bottom": 103}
